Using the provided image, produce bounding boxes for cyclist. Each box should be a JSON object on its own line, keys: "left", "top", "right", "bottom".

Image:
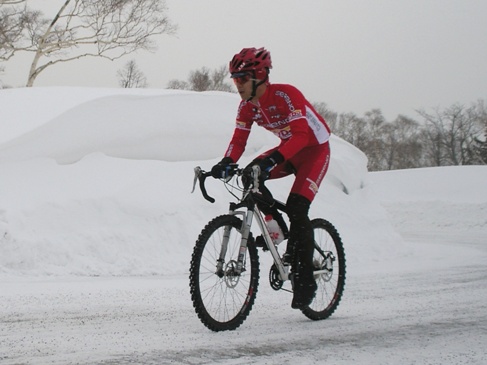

{"left": 211, "top": 47, "right": 331, "bottom": 309}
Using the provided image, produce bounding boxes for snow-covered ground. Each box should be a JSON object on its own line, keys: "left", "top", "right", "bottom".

{"left": 1, "top": 87, "right": 486, "bottom": 364}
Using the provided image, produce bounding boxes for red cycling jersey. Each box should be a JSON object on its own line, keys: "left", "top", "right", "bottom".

{"left": 224, "top": 83, "right": 331, "bottom": 162}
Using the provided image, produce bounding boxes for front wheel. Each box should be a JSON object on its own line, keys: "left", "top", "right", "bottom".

{"left": 189, "top": 215, "right": 260, "bottom": 331}
{"left": 301, "top": 218, "right": 346, "bottom": 320}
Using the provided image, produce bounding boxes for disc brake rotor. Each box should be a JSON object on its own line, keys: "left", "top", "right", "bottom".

{"left": 224, "top": 260, "right": 241, "bottom": 288}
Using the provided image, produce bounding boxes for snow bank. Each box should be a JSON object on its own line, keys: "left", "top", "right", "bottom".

{"left": 1, "top": 87, "right": 485, "bottom": 277}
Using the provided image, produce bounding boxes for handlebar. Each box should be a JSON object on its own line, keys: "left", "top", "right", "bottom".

{"left": 191, "top": 164, "right": 262, "bottom": 203}
{"left": 191, "top": 166, "right": 215, "bottom": 203}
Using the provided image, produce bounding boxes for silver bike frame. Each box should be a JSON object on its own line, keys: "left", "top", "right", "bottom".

{"left": 251, "top": 206, "right": 290, "bottom": 281}
{"left": 225, "top": 165, "right": 291, "bottom": 281}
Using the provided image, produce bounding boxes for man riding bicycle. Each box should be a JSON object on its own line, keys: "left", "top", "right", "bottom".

{"left": 211, "top": 47, "right": 331, "bottom": 309}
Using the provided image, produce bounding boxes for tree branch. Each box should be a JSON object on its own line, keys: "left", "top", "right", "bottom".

{"left": 2, "top": 0, "right": 176, "bottom": 86}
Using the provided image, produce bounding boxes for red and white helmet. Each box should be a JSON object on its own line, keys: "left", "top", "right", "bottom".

{"left": 229, "top": 47, "right": 272, "bottom": 78}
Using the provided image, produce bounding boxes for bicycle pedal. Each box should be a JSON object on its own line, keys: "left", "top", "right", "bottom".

{"left": 254, "top": 236, "right": 269, "bottom": 251}
{"left": 282, "top": 253, "right": 293, "bottom": 265}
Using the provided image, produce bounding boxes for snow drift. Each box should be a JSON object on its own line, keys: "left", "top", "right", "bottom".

{"left": 0, "top": 87, "right": 485, "bottom": 278}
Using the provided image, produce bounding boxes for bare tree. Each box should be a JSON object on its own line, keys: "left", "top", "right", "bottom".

{"left": 334, "top": 112, "right": 367, "bottom": 151}
{"left": 1, "top": 0, "right": 176, "bottom": 86}
{"left": 384, "top": 115, "right": 422, "bottom": 170}
{"left": 417, "top": 102, "right": 485, "bottom": 166}
{"left": 166, "top": 79, "right": 188, "bottom": 90}
{"left": 117, "top": 59, "right": 147, "bottom": 88}
{"left": 474, "top": 130, "right": 487, "bottom": 164}
{"left": 167, "top": 65, "right": 234, "bottom": 92}
{"left": 0, "top": 0, "right": 28, "bottom": 61}
{"left": 330, "top": 108, "right": 424, "bottom": 171}
{"left": 188, "top": 66, "right": 211, "bottom": 91}
{"left": 310, "top": 100, "right": 486, "bottom": 171}
{"left": 420, "top": 119, "right": 444, "bottom": 166}
{"left": 470, "top": 100, "right": 487, "bottom": 164}
{"left": 210, "top": 65, "right": 234, "bottom": 92}
{"left": 362, "top": 109, "right": 387, "bottom": 170}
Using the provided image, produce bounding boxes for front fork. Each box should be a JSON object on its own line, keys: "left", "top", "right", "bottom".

{"left": 215, "top": 206, "right": 253, "bottom": 276}
{"left": 217, "top": 203, "right": 290, "bottom": 282}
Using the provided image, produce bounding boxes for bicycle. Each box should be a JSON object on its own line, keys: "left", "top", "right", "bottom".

{"left": 189, "top": 164, "right": 346, "bottom": 331}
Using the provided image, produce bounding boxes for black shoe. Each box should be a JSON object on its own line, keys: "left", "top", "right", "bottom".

{"left": 292, "top": 281, "right": 317, "bottom": 309}
{"left": 291, "top": 274, "right": 317, "bottom": 309}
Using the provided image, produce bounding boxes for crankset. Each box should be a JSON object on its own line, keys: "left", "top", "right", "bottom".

{"left": 269, "top": 264, "right": 283, "bottom": 290}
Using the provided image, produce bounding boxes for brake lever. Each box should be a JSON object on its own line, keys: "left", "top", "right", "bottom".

{"left": 191, "top": 166, "right": 201, "bottom": 194}
{"left": 191, "top": 166, "right": 215, "bottom": 203}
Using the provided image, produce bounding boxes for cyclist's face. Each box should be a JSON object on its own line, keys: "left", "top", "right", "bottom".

{"left": 233, "top": 77, "right": 265, "bottom": 102}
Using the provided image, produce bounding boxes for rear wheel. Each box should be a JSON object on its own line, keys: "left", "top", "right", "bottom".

{"left": 301, "top": 218, "right": 346, "bottom": 320}
{"left": 189, "top": 215, "right": 260, "bottom": 331}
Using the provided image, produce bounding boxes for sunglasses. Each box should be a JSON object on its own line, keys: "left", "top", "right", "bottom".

{"left": 231, "top": 72, "right": 253, "bottom": 84}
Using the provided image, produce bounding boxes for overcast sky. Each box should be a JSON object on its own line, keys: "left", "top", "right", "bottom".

{"left": 2, "top": 0, "right": 487, "bottom": 120}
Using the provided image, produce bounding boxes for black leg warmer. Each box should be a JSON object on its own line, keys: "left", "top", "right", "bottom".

{"left": 286, "top": 193, "right": 314, "bottom": 275}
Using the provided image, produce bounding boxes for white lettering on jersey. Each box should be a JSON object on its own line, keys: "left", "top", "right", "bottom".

{"left": 306, "top": 105, "right": 330, "bottom": 144}
{"left": 275, "top": 90, "right": 296, "bottom": 111}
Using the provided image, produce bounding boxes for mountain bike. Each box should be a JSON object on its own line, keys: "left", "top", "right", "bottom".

{"left": 189, "top": 164, "right": 346, "bottom": 331}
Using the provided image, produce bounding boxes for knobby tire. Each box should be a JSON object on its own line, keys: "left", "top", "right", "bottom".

{"left": 301, "top": 218, "right": 346, "bottom": 320}
{"left": 189, "top": 215, "right": 260, "bottom": 331}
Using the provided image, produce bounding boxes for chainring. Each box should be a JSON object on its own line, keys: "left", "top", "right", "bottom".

{"left": 269, "top": 264, "right": 284, "bottom": 290}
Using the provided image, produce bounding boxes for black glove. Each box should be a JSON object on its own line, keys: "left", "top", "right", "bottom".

{"left": 245, "top": 150, "right": 284, "bottom": 181}
{"left": 211, "top": 157, "right": 234, "bottom": 179}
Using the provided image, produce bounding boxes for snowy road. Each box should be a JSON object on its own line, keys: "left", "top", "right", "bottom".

{"left": 1, "top": 235, "right": 486, "bottom": 365}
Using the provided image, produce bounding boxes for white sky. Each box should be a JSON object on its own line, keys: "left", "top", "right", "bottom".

{"left": 2, "top": 0, "right": 487, "bottom": 120}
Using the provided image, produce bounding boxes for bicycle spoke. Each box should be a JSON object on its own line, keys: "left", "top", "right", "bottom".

{"left": 190, "top": 215, "right": 260, "bottom": 331}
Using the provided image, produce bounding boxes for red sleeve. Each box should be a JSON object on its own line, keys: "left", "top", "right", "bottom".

{"left": 224, "top": 125, "right": 251, "bottom": 162}
{"left": 223, "top": 101, "right": 253, "bottom": 162}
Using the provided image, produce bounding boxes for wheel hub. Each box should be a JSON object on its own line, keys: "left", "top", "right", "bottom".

{"left": 315, "top": 252, "right": 335, "bottom": 282}
{"left": 224, "top": 260, "right": 241, "bottom": 288}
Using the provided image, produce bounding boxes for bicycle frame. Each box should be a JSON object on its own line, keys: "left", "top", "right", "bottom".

{"left": 193, "top": 165, "right": 291, "bottom": 281}
{"left": 230, "top": 200, "right": 291, "bottom": 281}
